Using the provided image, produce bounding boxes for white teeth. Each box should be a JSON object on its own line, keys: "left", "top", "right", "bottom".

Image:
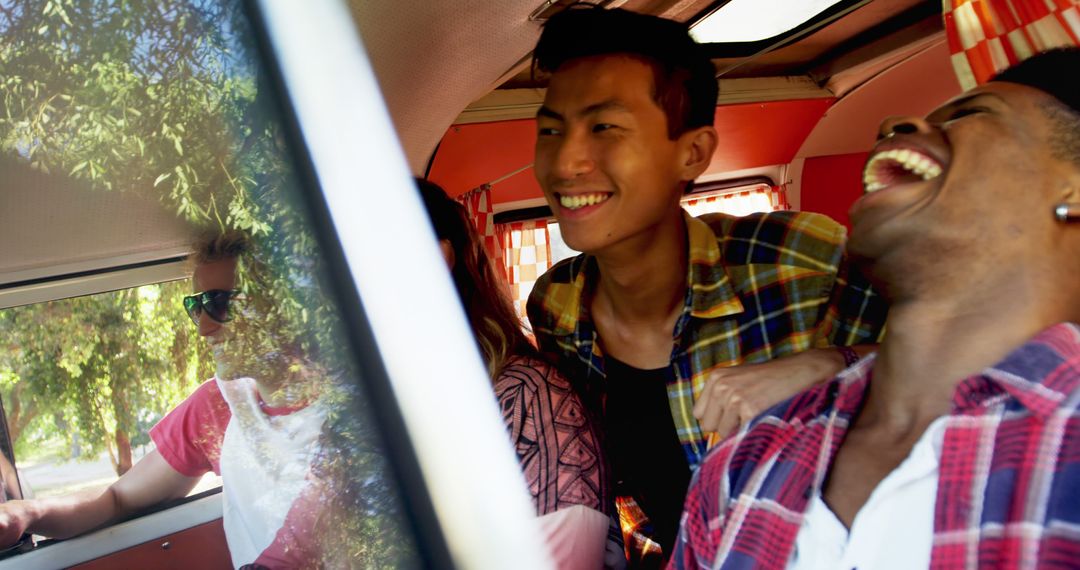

{"left": 559, "top": 193, "right": 610, "bottom": 210}
{"left": 862, "top": 148, "right": 944, "bottom": 192}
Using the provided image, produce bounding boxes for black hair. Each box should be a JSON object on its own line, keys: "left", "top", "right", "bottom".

{"left": 532, "top": 5, "right": 718, "bottom": 139}
{"left": 991, "top": 47, "right": 1080, "bottom": 167}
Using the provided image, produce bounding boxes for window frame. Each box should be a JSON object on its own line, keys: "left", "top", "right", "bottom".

{"left": 691, "top": 0, "right": 872, "bottom": 59}
{"left": 249, "top": 1, "right": 551, "bottom": 569}
{"left": 0, "top": 268, "right": 227, "bottom": 567}
{"left": 0, "top": 491, "right": 224, "bottom": 568}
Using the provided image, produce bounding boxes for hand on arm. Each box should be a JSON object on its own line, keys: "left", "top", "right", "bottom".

{"left": 693, "top": 345, "right": 876, "bottom": 439}
{"left": 0, "top": 450, "right": 200, "bottom": 547}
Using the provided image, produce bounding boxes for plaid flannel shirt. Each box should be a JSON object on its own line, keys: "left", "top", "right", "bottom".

{"left": 671, "top": 322, "right": 1080, "bottom": 570}
{"left": 527, "top": 211, "right": 887, "bottom": 561}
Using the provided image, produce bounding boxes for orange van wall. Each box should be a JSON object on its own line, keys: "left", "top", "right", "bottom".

{"left": 428, "top": 118, "right": 541, "bottom": 204}
{"left": 428, "top": 99, "right": 833, "bottom": 205}
{"left": 799, "top": 152, "right": 870, "bottom": 231}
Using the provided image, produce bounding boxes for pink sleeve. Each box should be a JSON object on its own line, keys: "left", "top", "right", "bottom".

{"left": 149, "top": 379, "right": 231, "bottom": 477}
{"left": 539, "top": 505, "right": 613, "bottom": 570}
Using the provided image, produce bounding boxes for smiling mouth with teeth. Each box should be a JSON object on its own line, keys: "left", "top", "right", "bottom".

{"left": 558, "top": 192, "right": 611, "bottom": 210}
{"left": 863, "top": 148, "right": 944, "bottom": 193}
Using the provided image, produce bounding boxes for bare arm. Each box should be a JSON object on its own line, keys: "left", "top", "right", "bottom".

{"left": 694, "top": 345, "right": 877, "bottom": 440}
{"left": 0, "top": 450, "right": 201, "bottom": 546}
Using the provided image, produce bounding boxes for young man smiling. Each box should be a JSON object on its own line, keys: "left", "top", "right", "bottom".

{"left": 671, "top": 48, "right": 1080, "bottom": 569}
{"left": 525, "top": 7, "right": 887, "bottom": 563}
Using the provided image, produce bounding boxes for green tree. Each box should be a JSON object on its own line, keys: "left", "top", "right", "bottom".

{"left": 0, "top": 0, "right": 295, "bottom": 473}
{"left": 0, "top": 281, "right": 211, "bottom": 475}
{"left": 0, "top": 0, "right": 415, "bottom": 562}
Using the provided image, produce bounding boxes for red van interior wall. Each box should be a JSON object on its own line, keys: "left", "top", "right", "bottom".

{"left": 706, "top": 99, "right": 831, "bottom": 174}
{"left": 427, "top": 99, "right": 833, "bottom": 206}
{"left": 428, "top": 118, "right": 540, "bottom": 204}
{"left": 799, "top": 152, "right": 869, "bottom": 231}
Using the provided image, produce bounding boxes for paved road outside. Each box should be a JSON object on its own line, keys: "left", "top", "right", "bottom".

{"left": 18, "top": 446, "right": 222, "bottom": 499}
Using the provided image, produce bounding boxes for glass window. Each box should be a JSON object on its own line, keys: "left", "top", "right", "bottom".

{"left": 1, "top": 282, "right": 222, "bottom": 503}
{"left": 681, "top": 184, "right": 784, "bottom": 217}
{"left": 547, "top": 223, "right": 580, "bottom": 268}
{"left": 690, "top": 0, "right": 846, "bottom": 43}
{"left": 0, "top": 1, "right": 420, "bottom": 566}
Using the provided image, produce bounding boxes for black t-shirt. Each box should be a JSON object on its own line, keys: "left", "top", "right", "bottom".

{"left": 604, "top": 356, "right": 692, "bottom": 562}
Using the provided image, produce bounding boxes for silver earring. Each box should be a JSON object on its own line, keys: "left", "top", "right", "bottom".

{"left": 1053, "top": 202, "right": 1080, "bottom": 222}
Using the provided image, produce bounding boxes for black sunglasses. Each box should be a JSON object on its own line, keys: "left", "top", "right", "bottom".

{"left": 183, "top": 289, "right": 242, "bottom": 325}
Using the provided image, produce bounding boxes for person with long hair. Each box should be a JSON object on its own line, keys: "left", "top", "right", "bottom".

{"left": 417, "top": 179, "right": 620, "bottom": 569}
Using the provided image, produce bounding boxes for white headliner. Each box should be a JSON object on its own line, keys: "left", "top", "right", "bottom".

{"left": 350, "top": 0, "right": 544, "bottom": 174}
{"left": 0, "top": 156, "right": 191, "bottom": 290}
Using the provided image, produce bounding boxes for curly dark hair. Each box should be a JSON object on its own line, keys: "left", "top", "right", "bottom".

{"left": 189, "top": 229, "right": 251, "bottom": 265}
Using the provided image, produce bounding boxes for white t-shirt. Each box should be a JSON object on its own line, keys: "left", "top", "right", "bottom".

{"left": 788, "top": 417, "right": 947, "bottom": 570}
{"left": 216, "top": 377, "right": 325, "bottom": 567}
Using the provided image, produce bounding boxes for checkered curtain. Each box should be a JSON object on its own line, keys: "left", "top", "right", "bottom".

{"left": 681, "top": 184, "right": 789, "bottom": 217}
{"left": 497, "top": 220, "right": 552, "bottom": 317}
{"left": 944, "top": 0, "right": 1080, "bottom": 90}
{"left": 456, "top": 184, "right": 507, "bottom": 279}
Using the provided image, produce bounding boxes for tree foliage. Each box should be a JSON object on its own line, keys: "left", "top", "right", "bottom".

{"left": 0, "top": 281, "right": 211, "bottom": 473}
{"left": 0, "top": 0, "right": 415, "bottom": 562}
{"left": 0, "top": 0, "right": 282, "bottom": 474}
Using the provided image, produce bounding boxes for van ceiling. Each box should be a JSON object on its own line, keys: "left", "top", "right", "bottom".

{"left": 349, "top": 0, "right": 937, "bottom": 173}
{"left": 0, "top": 0, "right": 942, "bottom": 292}
{"left": 0, "top": 156, "right": 191, "bottom": 289}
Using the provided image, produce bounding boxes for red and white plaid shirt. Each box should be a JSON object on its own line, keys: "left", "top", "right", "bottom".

{"left": 671, "top": 322, "right": 1080, "bottom": 569}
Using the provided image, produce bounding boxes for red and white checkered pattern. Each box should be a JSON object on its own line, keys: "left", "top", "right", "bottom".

{"left": 499, "top": 220, "right": 552, "bottom": 317}
{"left": 456, "top": 184, "right": 507, "bottom": 279}
{"left": 681, "top": 184, "right": 790, "bottom": 218}
{"left": 944, "top": 0, "right": 1080, "bottom": 90}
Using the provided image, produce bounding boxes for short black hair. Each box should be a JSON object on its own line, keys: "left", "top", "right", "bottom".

{"left": 533, "top": 5, "right": 718, "bottom": 139}
{"left": 991, "top": 47, "right": 1080, "bottom": 167}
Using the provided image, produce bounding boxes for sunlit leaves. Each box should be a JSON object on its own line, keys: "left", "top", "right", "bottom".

{"left": 0, "top": 2, "right": 410, "bottom": 561}
{"left": 0, "top": 281, "right": 211, "bottom": 473}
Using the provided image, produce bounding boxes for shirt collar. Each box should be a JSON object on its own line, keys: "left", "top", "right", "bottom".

{"left": 546, "top": 255, "right": 597, "bottom": 339}
{"left": 811, "top": 323, "right": 1080, "bottom": 421}
{"left": 808, "top": 353, "right": 876, "bottom": 419}
{"left": 548, "top": 213, "right": 746, "bottom": 340}
{"left": 952, "top": 322, "right": 1080, "bottom": 418}
{"left": 684, "top": 212, "right": 745, "bottom": 321}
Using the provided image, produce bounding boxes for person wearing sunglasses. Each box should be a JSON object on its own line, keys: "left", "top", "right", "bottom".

{"left": 0, "top": 231, "right": 326, "bottom": 569}
{"left": 184, "top": 288, "right": 242, "bottom": 327}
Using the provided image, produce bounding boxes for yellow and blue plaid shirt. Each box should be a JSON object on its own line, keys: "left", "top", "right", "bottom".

{"left": 527, "top": 210, "right": 888, "bottom": 562}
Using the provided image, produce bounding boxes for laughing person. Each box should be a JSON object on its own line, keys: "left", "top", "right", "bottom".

{"left": 670, "top": 48, "right": 1080, "bottom": 569}
{"left": 526, "top": 7, "right": 887, "bottom": 562}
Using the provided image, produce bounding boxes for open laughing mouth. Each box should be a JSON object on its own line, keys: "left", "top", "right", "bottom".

{"left": 557, "top": 192, "right": 611, "bottom": 210}
{"left": 863, "top": 148, "right": 944, "bottom": 193}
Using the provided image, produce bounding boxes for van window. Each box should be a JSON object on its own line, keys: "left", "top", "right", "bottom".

{"left": 691, "top": 0, "right": 849, "bottom": 43}
{"left": 0, "top": 1, "right": 421, "bottom": 565}
{"left": 0, "top": 282, "right": 223, "bottom": 501}
{"left": 682, "top": 183, "right": 785, "bottom": 217}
